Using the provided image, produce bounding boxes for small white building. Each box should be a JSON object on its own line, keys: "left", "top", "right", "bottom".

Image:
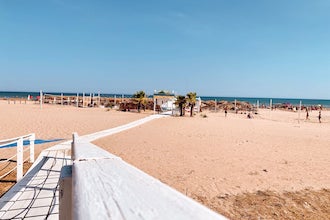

{"left": 161, "top": 99, "right": 176, "bottom": 111}
{"left": 153, "top": 90, "right": 176, "bottom": 112}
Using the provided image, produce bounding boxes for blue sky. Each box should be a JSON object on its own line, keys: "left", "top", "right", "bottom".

{"left": 1, "top": 0, "right": 329, "bottom": 98}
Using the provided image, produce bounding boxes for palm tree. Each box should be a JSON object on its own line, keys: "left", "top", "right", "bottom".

{"left": 132, "top": 90, "right": 146, "bottom": 113}
{"left": 186, "top": 92, "right": 197, "bottom": 117}
{"left": 175, "top": 95, "right": 186, "bottom": 116}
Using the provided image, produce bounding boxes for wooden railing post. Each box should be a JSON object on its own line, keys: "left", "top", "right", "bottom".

{"left": 40, "top": 90, "right": 43, "bottom": 109}
{"left": 83, "top": 92, "right": 85, "bottom": 108}
{"left": 17, "top": 138, "right": 23, "bottom": 182}
{"left": 29, "top": 134, "right": 35, "bottom": 163}
{"left": 59, "top": 165, "right": 72, "bottom": 220}
{"left": 71, "top": 133, "right": 78, "bottom": 161}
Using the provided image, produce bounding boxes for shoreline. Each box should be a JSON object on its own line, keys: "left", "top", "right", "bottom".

{"left": 1, "top": 91, "right": 330, "bottom": 108}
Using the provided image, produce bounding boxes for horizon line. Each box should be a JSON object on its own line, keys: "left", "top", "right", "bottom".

{"left": 0, "top": 90, "right": 329, "bottom": 101}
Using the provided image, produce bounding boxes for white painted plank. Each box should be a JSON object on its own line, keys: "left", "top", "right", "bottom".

{"left": 73, "top": 158, "right": 226, "bottom": 220}
{"left": 25, "top": 205, "right": 54, "bottom": 218}
{"left": 81, "top": 114, "right": 168, "bottom": 143}
{"left": 0, "top": 207, "right": 27, "bottom": 219}
{"left": 73, "top": 140, "right": 119, "bottom": 161}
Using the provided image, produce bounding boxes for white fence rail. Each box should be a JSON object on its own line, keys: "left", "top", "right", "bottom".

{"left": 59, "top": 133, "right": 227, "bottom": 219}
{"left": 0, "top": 134, "right": 35, "bottom": 182}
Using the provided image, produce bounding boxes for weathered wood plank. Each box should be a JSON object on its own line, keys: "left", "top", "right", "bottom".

{"left": 73, "top": 155, "right": 226, "bottom": 220}
{"left": 72, "top": 139, "right": 119, "bottom": 161}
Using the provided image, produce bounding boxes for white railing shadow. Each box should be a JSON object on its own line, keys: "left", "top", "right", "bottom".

{"left": 59, "top": 133, "right": 227, "bottom": 220}
{"left": 0, "top": 134, "right": 35, "bottom": 182}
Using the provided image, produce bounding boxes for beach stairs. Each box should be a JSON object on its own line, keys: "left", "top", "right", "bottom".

{"left": 0, "top": 114, "right": 227, "bottom": 220}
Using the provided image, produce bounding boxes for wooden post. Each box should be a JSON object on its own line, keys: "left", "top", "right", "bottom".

{"left": 197, "top": 98, "right": 201, "bottom": 113}
{"left": 59, "top": 165, "right": 72, "bottom": 220}
{"left": 114, "top": 95, "right": 117, "bottom": 104}
{"left": 234, "top": 99, "right": 237, "bottom": 113}
{"left": 153, "top": 97, "right": 156, "bottom": 114}
{"left": 98, "top": 91, "right": 100, "bottom": 107}
{"left": 40, "top": 90, "right": 43, "bottom": 109}
{"left": 83, "top": 92, "right": 85, "bottom": 108}
{"left": 29, "top": 134, "right": 35, "bottom": 163}
{"left": 76, "top": 93, "right": 79, "bottom": 108}
{"left": 71, "top": 132, "right": 78, "bottom": 160}
{"left": 257, "top": 100, "right": 259, "bottom": 111}
{"left": 17, "top": 138, "right": 23, "bottom": 182}
{"left": 269, "top": 99, "right": 272, "bottom": 119}
{"left": 298, "top": 100, "right": 302, "bottom": 123}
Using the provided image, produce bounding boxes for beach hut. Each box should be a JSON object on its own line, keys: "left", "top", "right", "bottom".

{"left": 153, "top": 90, "right": 176, "bottom": 113}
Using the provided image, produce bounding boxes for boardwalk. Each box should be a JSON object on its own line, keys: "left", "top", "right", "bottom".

{"left": 0, "top": 114, "right": 168, "bottom": 219}
{"left": 0, "top": 142, "right": 71, "bottom": 219}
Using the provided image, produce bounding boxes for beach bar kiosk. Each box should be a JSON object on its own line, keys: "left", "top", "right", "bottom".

{"left": 153, "top": 90, "right": 176, "bottom": 113}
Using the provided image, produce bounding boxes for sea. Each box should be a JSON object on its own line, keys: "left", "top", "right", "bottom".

{"left": 0, "top": 91, "right": 329, "bottom": 108}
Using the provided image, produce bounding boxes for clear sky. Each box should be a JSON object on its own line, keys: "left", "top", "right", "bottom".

{"left": 1, "top": 0, "right": 329, "bottom": 98}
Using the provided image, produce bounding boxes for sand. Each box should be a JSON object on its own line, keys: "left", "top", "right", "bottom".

{"left": 0, "top": 100, "right": 149, "bottom": 140}
{"left": 0, "top": 100, "right": 149, "bottom": 196}
{"left": 1, "top": 100, "right": 329, "bottom": 219}
{"left": 94, "top": 109, "right": 330, "bottom": 219}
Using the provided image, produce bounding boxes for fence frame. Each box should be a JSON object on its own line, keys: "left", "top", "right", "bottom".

{"left": 0, "top": 133, "right": 35, "bottom": 182}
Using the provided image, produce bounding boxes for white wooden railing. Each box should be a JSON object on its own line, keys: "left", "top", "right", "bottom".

{"left": 0, "top": 134, "right": 35, "bottom": 182}
{"left": 59, "top": 133, "right": 227, "bottom": 219}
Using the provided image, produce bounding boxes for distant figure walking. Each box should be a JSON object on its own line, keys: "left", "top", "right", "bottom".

{"left": 225, "top": 109, "right": 227, "bottom": 117}
{"left": 318, "top": 110, "right": 322, "bottom": 123}
{"left": 306, "top": 108, "right": 309, "bottom": 120}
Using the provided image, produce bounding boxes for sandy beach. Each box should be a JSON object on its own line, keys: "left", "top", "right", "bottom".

{"left": 0, "top": 100, "right": 149, "bottom": 196}
{"left": 94, "top": 109, "right": 330, "bottom": 219}
{"left": 1, "top": 100, "right": 330, "bottom": 219}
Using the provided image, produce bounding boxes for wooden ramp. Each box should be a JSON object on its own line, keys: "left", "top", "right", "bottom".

{"left": 0, "top": 142, "right": 71, "bottom": 219}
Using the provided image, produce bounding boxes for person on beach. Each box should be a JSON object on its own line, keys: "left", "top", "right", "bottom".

{"left": 318, "top": 110, "right": 321, "bottom": 123}
{"left": 225, "top": 109, "right": 227, "bottom": 117}
{"left": 306, "top": 108, "right": 309, "bottom": 120}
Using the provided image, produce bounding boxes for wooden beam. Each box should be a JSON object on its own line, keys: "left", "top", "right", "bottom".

{"left": 71, "top": 136, "right": 226, "bottom": 220}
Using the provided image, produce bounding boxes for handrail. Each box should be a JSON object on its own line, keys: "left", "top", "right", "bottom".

{"left": 0, "top": 133, "right": 34, "bottom": 146}
{"left": 0, "top": 134, "right": 35, "bottom": 182}
{"left": 65, "top": 133, "right": 227, "bottom": 220}
{"left": 0, "top": 139, "right": 21, "bottom": 148}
